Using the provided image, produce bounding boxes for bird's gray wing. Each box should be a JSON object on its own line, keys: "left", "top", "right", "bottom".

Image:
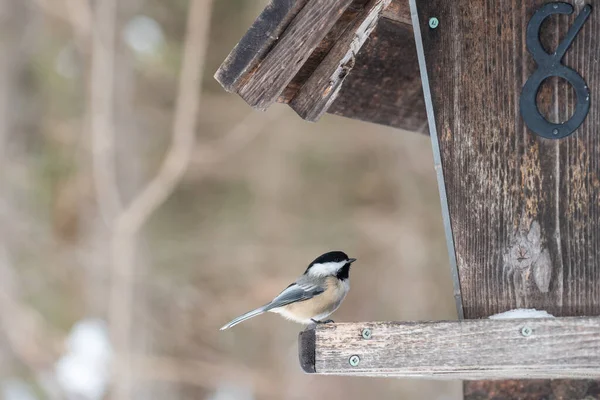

{"left": 264, "top": 278, "right": 326, "bottom": 311}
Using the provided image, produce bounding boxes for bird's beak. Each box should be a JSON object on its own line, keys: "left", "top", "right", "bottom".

{"left": 348, "top": 258, "right": 357, "bottom": 264}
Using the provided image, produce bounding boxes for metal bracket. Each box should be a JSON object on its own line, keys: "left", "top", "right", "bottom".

{"left": 520, "top": 2, "right": 592, "bottom": 139}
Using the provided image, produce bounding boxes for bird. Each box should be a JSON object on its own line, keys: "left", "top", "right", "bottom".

{"left": 220, "top": 251, "right": 356, "bottom": 330}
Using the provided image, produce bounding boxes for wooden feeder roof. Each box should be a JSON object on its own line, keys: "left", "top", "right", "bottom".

{"left": 215, "top": 0, "right": 427, "bottom": 133}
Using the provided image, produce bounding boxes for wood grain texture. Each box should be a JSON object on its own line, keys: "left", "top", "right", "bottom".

{"left": 215, "top": 0, "right": 426, "bottom": 131}
{"left": 298, "top": 327, "right": 316, "bottom": 373}
{"left": 465, "top": 379, "right": 600, "bottom": 400}
{"left": 299, "top": 319, "right": 600, "bottom": 379}
{"left": 278, "top": 0, "right": 370, "bottom": 102}
{"left": 412, "top": 0, "right": 600, "bottom": 395}
{"left": 214, "top": 0, "right": 310, "bottom": 92}
{"left": 382, "top": 0, "right": 411, "bottom": 25}
{"left": 328, "top": 17, "right": 427, "bottom": 132}
{"left": 414, "top": 0, "right": 600, "bottom": 321}
{"left": 237, "top": 0, "right": 354, "bottom": 110}
{"left": 290, "top": 0, "right": 392, "bottom": 121}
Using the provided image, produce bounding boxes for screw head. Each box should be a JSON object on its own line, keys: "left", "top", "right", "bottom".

{"left": 349, "top": 355, "right": 360, "bottom": 367}
{"left": 521, "top": 326, "right": 533, "bottom": 337}
{"left": 552, "top": 128, "right": 559, "bottom": 135}
{"left": 429, "top": 17, "right": 439, "bottom": 29}
{"left": 361, "top": 328, "right": 372, "bottom": 340}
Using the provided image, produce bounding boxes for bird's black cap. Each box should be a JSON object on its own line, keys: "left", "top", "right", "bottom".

{"left": 309, "top": 251, "right": 350, "bottom": 266}
{"left": 304, "top": 251, "right": 356, "bottom": 277}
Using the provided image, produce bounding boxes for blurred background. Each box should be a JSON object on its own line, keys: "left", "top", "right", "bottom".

{"left": 0, "top": 0, "right": 460, "bottom": 399}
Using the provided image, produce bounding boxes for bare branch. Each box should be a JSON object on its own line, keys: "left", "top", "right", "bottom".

{"left": 107, "top": 0, "right": 214, "bottom": 399}
{"left": 114, "top": 0, "right": 213, "bottom": 233}
{"left": 90, "top": 0, "right": 122, "bottom": 223}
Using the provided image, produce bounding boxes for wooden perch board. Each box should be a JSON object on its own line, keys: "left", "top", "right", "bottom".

{"left": 298, "top": 319, "right": 600, "bottom": 379}
{"left": 215, "top": 0, "right": 427, "bottom": 132}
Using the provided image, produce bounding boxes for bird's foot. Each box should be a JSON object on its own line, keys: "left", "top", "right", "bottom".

{"left": 311, "top": 319, "right": 335, "bottom": 324}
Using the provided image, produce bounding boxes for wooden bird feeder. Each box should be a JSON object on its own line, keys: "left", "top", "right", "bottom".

{"left": 215, "top": 0, "right": 600, "bottom": 398}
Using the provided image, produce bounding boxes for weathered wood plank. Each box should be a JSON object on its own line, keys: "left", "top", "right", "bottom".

{"left": 298, "top": 328, "right": 316, "bottom": 373}
{"left": 214, "top": 0, "right": 310, "bottom": 92}
{"left": 328, "top": 17, "right": 426, "bottom": 132}
{"left": 290, "top": 0, "right": 392, "bottom": 121}
{"left": 237, "top": 0, "right": 355, "bottom": 110}
{"left": 413, "top": 0, "right": 600, "bottom": 332}
{"left": 382, "top": 0, "right": 411, "bottom": 25}
{"left": 215, "top": 0, "right": 407, "bottom": 100}
{"left": 278, "top": 0, "right": 371, "bottom": 103}
{"left": 274, "top": 0, "right": 413, "bottom": 105}
{"left": 411, "top": 0, "right": 600, "bottom": 396}
{"left": 464, "top": 379, "right": 600, "bottom": 400}
{"left": 298, "top": 319, "right": 600, "bottom": 379}
{"left": 215, "top": 0, "right": 426, "bottom": 131}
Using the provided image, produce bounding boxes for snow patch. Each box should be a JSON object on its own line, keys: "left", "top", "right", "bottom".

{"left": 488, "top": 308, "right": 555, "bottom": 319}
{"left": 55, "top": 318, "right": 113, "bottom": 400}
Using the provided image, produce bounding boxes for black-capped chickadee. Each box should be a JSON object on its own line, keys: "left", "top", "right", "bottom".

{"left": 220, "top": 251, "right": 356, "bottom": 330}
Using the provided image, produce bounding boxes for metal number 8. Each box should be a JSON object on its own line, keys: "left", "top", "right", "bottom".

{"left": 520, "top": 2, "right": 592, "bottom": 139}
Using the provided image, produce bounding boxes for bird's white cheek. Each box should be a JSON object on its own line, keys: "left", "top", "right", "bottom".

{"left": 308, "top": 261, "right": 346, "bottom": 277}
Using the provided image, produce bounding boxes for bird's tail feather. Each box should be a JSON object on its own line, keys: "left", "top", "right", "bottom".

{"left": 220, "top": 305, "right": 268, "bottom": 330}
